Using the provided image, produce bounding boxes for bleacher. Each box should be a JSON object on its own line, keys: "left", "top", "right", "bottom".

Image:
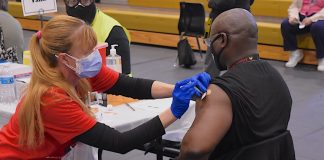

{"left": 8, "top": 0, "right": 318, "bottom": 65}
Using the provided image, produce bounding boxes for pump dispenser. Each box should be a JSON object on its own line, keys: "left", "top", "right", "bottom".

{"left": 106, "top": 44, "right": 122, "bottom": 73}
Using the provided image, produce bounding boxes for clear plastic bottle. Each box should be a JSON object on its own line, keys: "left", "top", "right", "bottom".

{"left": 106, "top": 44, "right": 122, "bottom": 73}
{"left": 0, "top": 65, "right": 16, "bottom": 104}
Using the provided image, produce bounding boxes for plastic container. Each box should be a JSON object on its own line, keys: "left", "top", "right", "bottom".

{"left": 106, "top": 44, "right": 122, "bottom": 73}
{"left": 0, "top": 65, "right": 16, "bottom": 104}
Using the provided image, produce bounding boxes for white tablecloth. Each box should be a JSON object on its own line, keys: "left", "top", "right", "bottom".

{"left": 0, "top": 98, "right": 196, "bottom": 159}
{"left": 98, "top": 98, "right": 196, "bottom": 141}
{"left": 1, "top": 98, "right": 195, "bottom": 141}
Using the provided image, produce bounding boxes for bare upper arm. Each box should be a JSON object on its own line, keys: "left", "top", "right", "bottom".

{"left": 179, "top": 84, "right": 233, "bottom": 159}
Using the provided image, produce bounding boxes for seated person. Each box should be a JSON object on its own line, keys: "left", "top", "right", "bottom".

{"left": 281, "top": 0, "right": 324, "bottom": 71}
{"left": 0, "top": 0, "right": 23, "bottom": 63}
{"left": 64, "top": 0, "right": 132, "bottom": 75}
{"left": 205, "top": 0, "right": 254, "bottom": 78}
{"left": 179, "top": 9, "right": 293, "bottom": 160}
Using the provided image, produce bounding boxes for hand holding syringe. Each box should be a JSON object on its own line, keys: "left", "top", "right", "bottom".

{"left": 179, "top": 72, "right": 212, "bottom": 101}
{"left": 171, "top": 72, "right": 211, "bottom": 118}
{"left": 180, "top": 81, "right": 211, "bottom": 101}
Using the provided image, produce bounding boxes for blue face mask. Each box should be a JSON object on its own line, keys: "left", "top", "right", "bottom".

{"left": 64, "top": 49, "right": 102, "bottom": 78}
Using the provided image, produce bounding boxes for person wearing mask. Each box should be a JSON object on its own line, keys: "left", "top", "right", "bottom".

{"left": 179, "top": 9, "right": 294, "bottom": 159}
{"left": 205, "top": 0, "right": 254, "bottom": 78}
{"left": 281, "top": 0, "right": 324, "bottom": 71}
{"left": 64, "top": 0, "right": 132, "bottom": 75}
{"left": 0, "top": 15, "right": 211, "bottom": 159}
{"left": 0, "top": 0, "right": 24, "bottom": 63}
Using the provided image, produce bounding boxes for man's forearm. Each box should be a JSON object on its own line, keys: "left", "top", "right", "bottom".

{"left": 151, "top": 81, "right": 174, "bottom": 99}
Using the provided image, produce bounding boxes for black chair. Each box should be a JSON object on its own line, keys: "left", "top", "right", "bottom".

{"left": 232, "top": 130, "right": 296, "bottom": 160}
{"left": 178, "top": 2, "right": 205, "bottom": 57}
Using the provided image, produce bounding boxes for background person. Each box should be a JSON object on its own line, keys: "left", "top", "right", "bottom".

{"left": 281, "top": 0, "right": 324, "bottom": 71}
{"left": 65, "top": 0, "right": 132, "bottom": 75}
{"left": 0, "top": 0, "right": 24, "bottom": 63}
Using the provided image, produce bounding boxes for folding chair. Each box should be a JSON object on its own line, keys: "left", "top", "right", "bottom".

{"left": 178, "top": 2, "right": 205, "bottom": 58}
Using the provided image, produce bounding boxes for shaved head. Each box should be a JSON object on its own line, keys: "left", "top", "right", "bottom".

{"left": 211, "top": 8, "right": 257, "bottom": 38}
{"left": 209, "top": 8, "right": 259, "bottom": 68}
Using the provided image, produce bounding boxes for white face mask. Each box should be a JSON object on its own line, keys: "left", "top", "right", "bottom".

{"left": 64, "top": 49, "right": 102, "bottom": 78}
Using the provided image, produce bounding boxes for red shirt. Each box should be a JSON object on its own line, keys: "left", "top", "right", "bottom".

{"left": 300, "top": 0, "right": 324, "bottom": 16}
{"left": 0, "top": 66, "right": 119, "bottom": 159}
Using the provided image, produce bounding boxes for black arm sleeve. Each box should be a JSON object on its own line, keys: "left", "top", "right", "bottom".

{"left": 105, "top": 73, "right": 155, "bottom": 99}
{"left": 106, "top": 26, "right": 131, "bottom": 74}
{"left": 75, "top": 116, "right": 165, "bottom": 154}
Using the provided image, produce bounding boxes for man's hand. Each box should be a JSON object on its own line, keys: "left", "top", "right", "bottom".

{"left": 288, "top": 17, "right": 299, "bottom": 25}
{"left": 301, "top": 18, "right": 312, "bottom": 26}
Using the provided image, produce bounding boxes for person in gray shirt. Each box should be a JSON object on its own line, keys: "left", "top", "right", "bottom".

{"left": 0, "top": 0, "right": 24, "bottom": 63}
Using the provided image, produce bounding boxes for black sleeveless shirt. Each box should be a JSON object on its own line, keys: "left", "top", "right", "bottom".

{"left": 209, "top": 60, "right": 292, "bottom": 160}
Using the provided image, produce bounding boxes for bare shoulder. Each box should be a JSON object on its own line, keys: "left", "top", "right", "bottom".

{"left": 179, "top": 84, "right": 233, "bottom": 159}
{"left": 195, "top": 84, "right": 231, "bottom": 114}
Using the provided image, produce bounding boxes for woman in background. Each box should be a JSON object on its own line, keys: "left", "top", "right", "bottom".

{"left": 281, "top": 0, "right": 324, "bottom": 71}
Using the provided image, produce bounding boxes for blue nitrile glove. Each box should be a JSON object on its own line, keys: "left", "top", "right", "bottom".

{"left": 171, "top": 78, "right": 198, "bottom": 119}
{"left": 171, "top": 72, "right": 212, "bottom": 119}
{"left": 190, "top": 72, "right": 212, "bottom": 94}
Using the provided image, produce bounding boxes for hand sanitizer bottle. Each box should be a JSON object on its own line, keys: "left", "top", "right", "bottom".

{"left": 106, "top": 44, "right": 122, "bottom": 73}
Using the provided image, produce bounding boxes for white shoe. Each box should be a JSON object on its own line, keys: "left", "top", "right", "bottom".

{"left": 285, "top": 50, "right": 304, "bottom": 68}
{"left": 317, "top": 58, "right": 324, "bottom": 71}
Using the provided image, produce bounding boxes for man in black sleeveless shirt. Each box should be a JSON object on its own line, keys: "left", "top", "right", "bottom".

{"left": 179, "top": 9, "right": 294, "bottom": 160}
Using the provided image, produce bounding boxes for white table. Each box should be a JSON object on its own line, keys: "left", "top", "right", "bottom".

{"left": 103, "top": 98, "right": 195, "bottom": 141}
{"left": 0, "top": 98, "right": 196, "bottom": 159}
{"left": 1, "top": 98, "right": 195, "bottom": 141}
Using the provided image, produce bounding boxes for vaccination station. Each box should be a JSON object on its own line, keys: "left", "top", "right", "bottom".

{"left": 1, "top": 0, "right": 324, "bottom": 159}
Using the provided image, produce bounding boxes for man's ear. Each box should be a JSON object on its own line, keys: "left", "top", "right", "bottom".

{"left": 219, "top": 33, "right": 228, "bottom": 48}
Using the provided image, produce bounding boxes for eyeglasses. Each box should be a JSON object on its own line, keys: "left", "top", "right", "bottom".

{"left": 204, "top": 33, "right": 229, "bottom": 48}
{"left": 204, "top": 37, "right": 214, "bottom": 48}
{"left": 64, "top": 0, "right": 94, "bottom": 7}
